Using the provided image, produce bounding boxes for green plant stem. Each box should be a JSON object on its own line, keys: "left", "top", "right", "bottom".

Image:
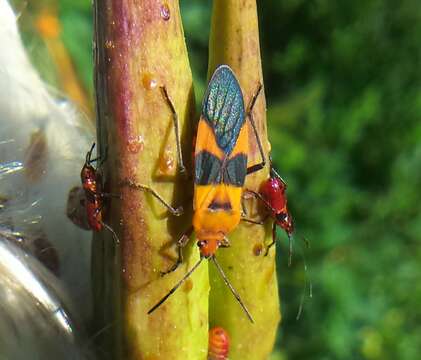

{"left": 92, "top": 1, "right": 208, "bottom": 358}
{"left": 208, "top": 1, "right": 281, "bottom": 359}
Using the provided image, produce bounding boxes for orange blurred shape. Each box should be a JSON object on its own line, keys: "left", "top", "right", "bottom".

{"left": 35, "top": 11, "right": 60, "bottom": 39}
{"left": 208, "top": 327, "right": 230, "bottom": 360}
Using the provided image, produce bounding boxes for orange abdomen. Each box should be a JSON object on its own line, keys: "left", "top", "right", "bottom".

{"left": 86, "top": 197, "right": 102, "bottom": 231}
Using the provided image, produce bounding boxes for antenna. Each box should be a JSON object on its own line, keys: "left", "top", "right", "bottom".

{"left": 86, "top": 143, "right": 96, "bottom": 163}
{"left": 148, "top": 256, "right": 204, "bottom": 315}
{"left": 296, "top": 236, "right": 313, "bottom": 320}
{"left": 288, "top": 233, "right": 293, "bottom": 267}
{"left": 211, "top": 256, "right": 254, "bottom": 323}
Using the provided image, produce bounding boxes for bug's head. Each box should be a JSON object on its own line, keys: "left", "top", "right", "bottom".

{"left": 276, "top": 211, "right": 294, "bottom": 235}
{"left": 197, "top": 238, "right": 220, "bottom": 258}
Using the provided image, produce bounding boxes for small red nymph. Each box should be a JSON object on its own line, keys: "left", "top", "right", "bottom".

{"left": 208, "top": 326, "right": 230, "bottom": 360}
{"left": 79, "top": 143, "right": 119, "bottom": 242}
{"left": 246, "top": 164, "right": 294, "bottom": 264}
{"left": 260, "top": 173, "right": 294, "bottom": 236}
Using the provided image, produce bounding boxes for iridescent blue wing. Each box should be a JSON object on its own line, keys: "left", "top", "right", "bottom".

{"left": 201, "top": 65, "right": 245, "bottom": 155}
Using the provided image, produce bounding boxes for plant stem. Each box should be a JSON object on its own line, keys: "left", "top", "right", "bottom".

{"left": 208, "top": 1, "right": 281, "bottom": 359}
{"left": 92, "top": 1, "right": 208, "bottom": 358}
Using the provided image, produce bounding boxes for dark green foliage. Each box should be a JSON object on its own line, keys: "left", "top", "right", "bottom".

{"left": 23, "top": 0, "right": 421, "bottom": 358}
{"left": 257, "top": 1, "right": 421, "bottom": 359}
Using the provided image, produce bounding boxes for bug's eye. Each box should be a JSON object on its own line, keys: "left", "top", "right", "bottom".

{"left": 198, "top": 240, "right": 208, "bottom": 248}
{"left": 276, "top": 213, "right": 287, "bottom": 222}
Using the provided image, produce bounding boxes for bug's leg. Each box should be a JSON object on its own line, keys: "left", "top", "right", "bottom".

{"left": 268, "top": 155, "right": 287, "bottom": 187}
{"left": 241, "top": 215, "right": 268, "bottom": 225}
{"left": 161, "top": 227, "right": 194, "bottom": 275}
{"left": 246, "top": 83, "right": 266, "bottom": 175}
{"left": 264, "top": 222, "right": 277, "bottom": 256}
{"left": 120, "top": 179, "right": 183, "bottom": 216}
{"left": 160, "top": 86, "right": 186, "bottom": 174}
{"left": 100, "top": 192, "right": 122, "bottom": 199}
{"left": 241, "top": 197, "right": 249, "bottom": 217}
{"left": 220, "top": 237, "right": 231, "bottom": 248}
{"left": 93, "top": 202, "right": 103, "bottom": 218}
{"left": 101, "top": 221, "right": 120, "bottom": 244}
{"left": 92, "top": 201, "right": 120, "bottom": 245}
{"left": 288, "top": 234, "right": 293, "bottom": 267}
{"left": 244, "top": 189, "right": 278, "bottom": 214}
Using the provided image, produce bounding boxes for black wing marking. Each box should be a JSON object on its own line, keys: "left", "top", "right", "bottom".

{"left": 195, "top": 151, "right": 247, "bottom": 187}
{"left": 223, "top": 154, "right": 247, "bottom": 187}
{"left": 202, "top": 65, "right": 245, "bottom": 155}
{"left": 195, "top": 151, "right": 222, "bottom": 185}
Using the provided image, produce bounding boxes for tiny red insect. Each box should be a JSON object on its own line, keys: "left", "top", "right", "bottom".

{"left": 80, "top": 143, "right": 120, "bottom": 243}
{"left": 246, "top": 160, "right": 294, "bottom": 264}
{"left": 208, "top": 326, "right": 230, "bottom": 360}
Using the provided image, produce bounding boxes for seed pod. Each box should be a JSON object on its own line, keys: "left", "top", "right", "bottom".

{"left": 208, "top": 1, "right": 281, "bottom": 359}
{"left": 92, "top": 1, "right": 206, "bottom": 359}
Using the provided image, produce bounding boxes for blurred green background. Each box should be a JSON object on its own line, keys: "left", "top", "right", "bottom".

{"left": 17, "top": 0, "right": 421, "bottom": 359}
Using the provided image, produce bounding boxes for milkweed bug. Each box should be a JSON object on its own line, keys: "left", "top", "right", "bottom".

{"left": 208, "top": 326, "right": 230, "bottom": 360}
{"left": 147, "top": 65, "right": 266, "bottom": 322}
{"left": 245, "top": 160, "right": 294, "bottom": 264}
{"left": 81, "top": 143, "right": 120, "bottom": 243}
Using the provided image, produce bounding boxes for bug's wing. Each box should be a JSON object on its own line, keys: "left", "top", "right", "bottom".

{"left": 195, "top": 151, "right": 222, "bottom": 185}
{"left": 222, "top": 154, "right": 248, "bottom": 187}
{"left": 202, "top": 65, "right": 245, "bottom": 155}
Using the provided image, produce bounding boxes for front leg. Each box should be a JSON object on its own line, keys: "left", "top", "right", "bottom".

{"left": 219, "top": 237, "right": 231, "bottom": 248}
{"left": 244, "top": 189, "right": 277, "bottom": 214}
{"left": 161, "top": 227, "right": 194, "bottom": 276}
{"left": 264, "top": 222, "right": 277, "bottom": 256}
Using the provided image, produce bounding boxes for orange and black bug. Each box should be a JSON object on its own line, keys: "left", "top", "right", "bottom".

{"left": 208, "top": 326, "right": 230, "bottom": 360}
{"left": 81, "top": 143, "right": 120, "bottom": 243}
{"left": 148, "top": 65, "right": 266, "bottom": 322}
{"left": 245, "top": 160, "right": 294, "bottom": 264}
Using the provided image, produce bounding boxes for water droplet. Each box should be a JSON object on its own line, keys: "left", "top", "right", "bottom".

{"left": 127, "top": 136, "right": 145, "bottom": 154}
{"left": 142, "top": 73, "right": 158, "bottom": 90}
{"left": 160, "top": 3, "right": 170, "bottom": 21}
{"left": 159, "top": 148, "right": 174, "bottom": 174}
{"left": 253, "top": 243, "right": 263, "bottom": 256}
